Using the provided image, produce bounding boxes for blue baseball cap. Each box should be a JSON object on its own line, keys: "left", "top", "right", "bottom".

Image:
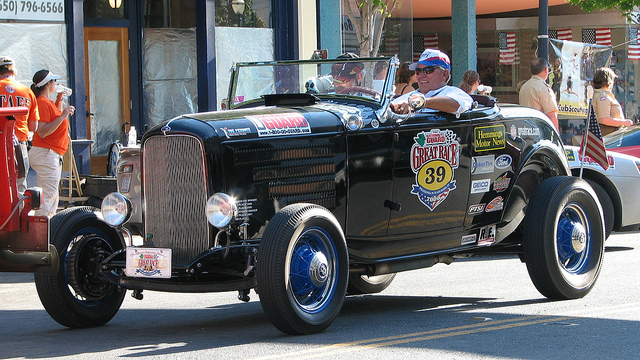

{"left": 409, "top": 49, "right": 451, "bottom": 71}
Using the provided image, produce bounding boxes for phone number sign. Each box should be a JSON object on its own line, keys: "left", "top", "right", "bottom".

{"left": 0, "top": 1, "right": 65, "bottom": 21}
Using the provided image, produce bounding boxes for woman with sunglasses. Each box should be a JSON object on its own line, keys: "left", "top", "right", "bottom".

{"left": 391, "top": 49, "right": 472, "bottom": 116}
{"left": 28, "top": 69, "right": 75, "bottom": 217}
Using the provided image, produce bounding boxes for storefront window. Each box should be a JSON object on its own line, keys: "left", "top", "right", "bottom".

{"left": 215, "top": 0, "right": 271, "bottom": 28}
{"left": 214, "top": 0, "right": 274, "bottom": 109}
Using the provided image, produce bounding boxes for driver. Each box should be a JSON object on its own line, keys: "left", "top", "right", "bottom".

{"left": 391, "top": 49, "right": 472, "bottom": 116}
{"left": 331, "top": 52, "right": 365, "bottom": 94}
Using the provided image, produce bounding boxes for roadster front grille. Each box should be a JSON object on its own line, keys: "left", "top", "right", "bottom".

{"left": 143, "top": 135, "right": 209, "bottom": 266}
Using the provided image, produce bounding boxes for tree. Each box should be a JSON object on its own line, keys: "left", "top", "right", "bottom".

{"left": 568, "top": 0, "right": 640, "bottom": 23}
{"left": 343, "top": 0, "right": 400, "bottom": 57}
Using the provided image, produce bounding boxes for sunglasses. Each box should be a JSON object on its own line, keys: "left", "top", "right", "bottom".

{"left": 416, "top": 66, "right": 442, "bottom": 75}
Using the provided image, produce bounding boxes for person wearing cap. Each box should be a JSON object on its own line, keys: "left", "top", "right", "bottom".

{"left": 391, "top": 49, "right": 473, "bottom": 116}
{"left": 0, "top": 56, "right": 40, "bottom": 195}
{"left": 592, "top": 67, "right": 633, "bottom": 136}
{"left": 331, "top": 53, "right": 365, "bottom": 94}
{"left": 519, "top": 57, "right": 559, "bottom": 130}
{"left": 28, "top": 69, "right": 75, "bottom": 217}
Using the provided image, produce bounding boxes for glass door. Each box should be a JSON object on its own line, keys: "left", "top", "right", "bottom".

{"left": 84, "top": 27, "right": 131, "bottom": 174}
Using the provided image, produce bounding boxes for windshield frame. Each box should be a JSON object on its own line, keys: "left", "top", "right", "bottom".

{"left": 227, "top": 57, "right": 398, "bottom": 110}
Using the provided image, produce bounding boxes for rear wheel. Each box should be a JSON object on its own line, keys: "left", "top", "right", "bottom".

{"left": 34, "top": 207, "right": 125, "bottom": 328}
{"left": 347, "top": 274, "right": 396, "bottom": 295}
{"left": 257, "top": 203, "right": 348, "bottom": 335}
{"left": 523, "top": 177, "right": 605, "bottom": 300}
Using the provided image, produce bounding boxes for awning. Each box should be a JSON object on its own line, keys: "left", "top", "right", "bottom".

{"left": 409, "top": 0, "right": 568, "bottom": 18}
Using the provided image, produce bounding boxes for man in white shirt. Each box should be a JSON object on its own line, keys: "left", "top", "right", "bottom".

{"left": 391, "top": 49, "right": 473, "bottom": 117}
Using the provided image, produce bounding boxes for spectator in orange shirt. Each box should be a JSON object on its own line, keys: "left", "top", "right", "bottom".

{"left": 0, "top": 56, "right": 40, "bottom": 194}
{"left": 29, "top": 69, "right": 75, "bottom": 217}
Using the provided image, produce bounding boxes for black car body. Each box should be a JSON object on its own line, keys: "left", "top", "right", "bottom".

{"left": 34, "top": 57, "right": 605, "bottom": 334}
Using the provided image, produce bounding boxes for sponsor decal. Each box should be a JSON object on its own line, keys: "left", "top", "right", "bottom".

{"left": 234, "top": 95, "right": 245, "bottom": 103}
{"left": 578, "top": 154, "right": 615, "bottom": 169}
{"left": 471, "top": 179, "right": 491, "bottom": 194}
{"left": 492, "top": 173, "right": 511, "bottom": 193}
{"left": 371, "top": 119, "right": 380, "bottom": 128}
{"left": 4, "top": 84, "right": 15, "bottom": 93}
{"left": 565, "top": 149, "right": 576, "bottom": 162}
{"left": 517, "top": 127, "right": 541, "bottom": 137}
{"left": 471, "top": 155, "right": 495, "bottom": 175}
{"left": 220, "top": 127, "right": 251, "bottom": 138}
{"left": 410, "top": 129, "right": 460, "bottom": 211}
{"left": 474, "top": 124, "right": 505, "bottom": 151}
{"left": 495, "top": 154, "right": 512, "bottom": 169}
{"left": 468, "top": 203, "right": 485, "bottom": 214}
{"left": 461, "top": 234, "right": 477, "bottom": 245}
{"left": 478, "top": 225, "right": 496, "bottom": 246}
{"left": 510, "top": 124, "right": 518, "bottom": 139}
{"left": 246, "top": 113, "right": 311, "bottom": 137}
{"left": 486, "top": 196, "right": 504, "bottom": 212}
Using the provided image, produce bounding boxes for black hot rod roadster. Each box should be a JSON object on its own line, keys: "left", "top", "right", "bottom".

{"left": 33, "top": 57, "right": 605, "bottom": 334}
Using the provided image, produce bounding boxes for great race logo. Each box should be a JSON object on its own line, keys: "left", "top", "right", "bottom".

{"left": 410, "top": 129, "right": 460, "bottom": 211}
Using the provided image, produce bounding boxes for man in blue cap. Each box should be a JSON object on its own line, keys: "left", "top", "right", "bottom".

{"left": 391, "top": 49, "right": 472, "bottom": 116}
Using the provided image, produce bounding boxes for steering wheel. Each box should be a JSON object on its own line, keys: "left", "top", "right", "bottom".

{"left": 337, "top": 86, "right": 381, "bottom": 98}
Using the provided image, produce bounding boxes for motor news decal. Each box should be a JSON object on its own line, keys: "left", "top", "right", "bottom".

{"left": 410, "top": 129, "right": 460, "bottom": 211}
{"left": 550, "top": 39, "right": 612, "bottom": 116}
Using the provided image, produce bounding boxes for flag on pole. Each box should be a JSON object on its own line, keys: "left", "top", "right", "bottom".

{"left": 580, "top": 101, "right": 609, "bottom": 171}
{"left": 498, "top": 32, "right": 517, "bottom": 65}
{"left": 629, "top": 28, "right": 640, "bottom": 61}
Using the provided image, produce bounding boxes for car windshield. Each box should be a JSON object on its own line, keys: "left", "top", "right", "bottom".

{"left": 229, "top": 57, "right": 394, "bottom": 108}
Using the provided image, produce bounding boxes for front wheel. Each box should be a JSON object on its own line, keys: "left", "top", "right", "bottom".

{"left": 523, "top": 177, "right": 605, "bottom": 300}
{"left": 34, "top": 207, "right": 126, "bottom": 328}
{"left": 257, "top": 204, "right": 349, "bottom": 335}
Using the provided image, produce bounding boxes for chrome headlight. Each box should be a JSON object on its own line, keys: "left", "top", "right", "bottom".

{"left": 206, "top": 193, "right": 237, "bottom": 228}
{"left": 101, "top": 192, "right": 132, "bottom": 226}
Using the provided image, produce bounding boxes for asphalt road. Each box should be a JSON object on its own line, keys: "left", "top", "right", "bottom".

{"left": 1, "top": 232, "right": 639, "bottom": 360}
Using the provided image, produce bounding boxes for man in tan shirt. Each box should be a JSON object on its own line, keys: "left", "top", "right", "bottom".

{"left": 519, "top": 57, "right": 559, "bottom": 130}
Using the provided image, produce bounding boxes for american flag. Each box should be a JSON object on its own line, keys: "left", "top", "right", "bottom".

{"left": 582, "top": 28, "right": 612, "bottom": 46}
{"left": 412, "top": 35, "right": 430, "bottom": 61}
{"left": 580, "top": 101, "right": 609, "bottom": 171}
{"left": 385, "top": 36, "right": 399, "bottom": 57}
{"left": 550, "top": 29, "right": 573, "bottom": 41}
{"left": 424, "top": 34, "right": 439, "bottom": 50}
{"left": 499, "top": 32, "right": 518, "bottom": 65}
{"left": 629, "top": 28, "right": 640, "bottom": 61}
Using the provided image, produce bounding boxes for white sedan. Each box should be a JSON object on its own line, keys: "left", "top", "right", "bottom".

{"left": 566, "top": 145, "right": 640, "bottom": 238}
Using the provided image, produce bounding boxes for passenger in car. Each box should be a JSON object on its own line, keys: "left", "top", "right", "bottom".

{"left": 390, "top": 49, "right": 473, "bottom": 117}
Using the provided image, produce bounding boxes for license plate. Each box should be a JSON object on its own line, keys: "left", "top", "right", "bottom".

{"left": 121, "top": 174, "right": 132, "bottom": 193}
{"left": 125, "top": 248, "right": 172, "bottom": 278}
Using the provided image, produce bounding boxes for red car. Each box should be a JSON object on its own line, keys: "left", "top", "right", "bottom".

{"left": 605, "top": 125, "right": 640, "bottom": 158}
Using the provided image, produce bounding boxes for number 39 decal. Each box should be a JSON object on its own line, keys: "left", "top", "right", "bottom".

{"left": 417, "top": 160, "right": 454, "bottom": 191}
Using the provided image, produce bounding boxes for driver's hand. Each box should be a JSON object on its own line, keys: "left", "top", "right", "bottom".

{"left": 391, "top": 102, "right": 410, "bottom": 114}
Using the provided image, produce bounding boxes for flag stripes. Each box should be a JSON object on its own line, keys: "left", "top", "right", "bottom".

{"left": 580, "top": 102, "right": 609, "bottom": 171}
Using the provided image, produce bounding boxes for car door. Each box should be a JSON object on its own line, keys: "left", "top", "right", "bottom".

{"left": 387, "top": 112, "right": 472, "bottom": 245}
